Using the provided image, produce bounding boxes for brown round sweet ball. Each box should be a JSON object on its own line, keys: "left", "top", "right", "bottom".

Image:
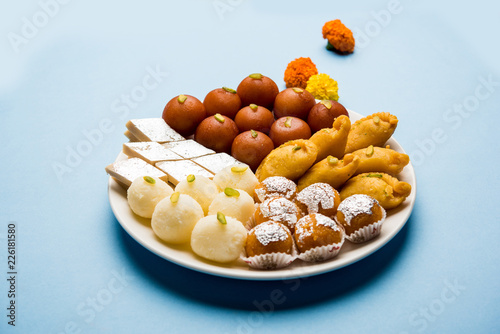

{"left": 237, "top": 73, "right": 279, "bottom": 109}
{"left": 254, "top": 176, "right": 297, "bottom": 203}
{"left": 307, "top": 100, "right": 349, "bottom": 133}
{"left": 294, "top": 213, "right": 344, "bottom": 253}
{"left": 295, "top": 183, "right": 340, "bottom": 218}
{"left": 336, "top": 194, "right": 385, "bottom": 237}
{"left": 231, "top": 130, "right": 274, "bottom": 171}
{"left": 194, "top": 114, "right": 239, "bottom": 153}
{"left": 234, "top": 104, "right": 275, "bottom": 134}
{"left": 269, "top": 116, "right": 311, "bottom": 147}
{"left": 203, "top": 87, "right": 242, "bottom": 119}
{"left": 162, "top": 94, "right": 206, "bottom": 136}
{"left": 273, "top": 87, "right": 316, "bottom": 120}
{"left": 245, "top": 221, "right": 294, "bottom": 257}
{"left": 255, "top": 197, "right": 301, "bottom": 233}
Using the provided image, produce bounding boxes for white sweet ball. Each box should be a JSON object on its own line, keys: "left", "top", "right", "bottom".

{"left": 127, "top": 176, "right": 174, "bottom": 218}
{"left": 213, "top": 165, "right": 258, "bottom": 197}
{"left": 208, "top": 188, "right": 255, "bottom": 224}
{"left": 174, "top": 175, "right": 220, "bottom": 215}
{"left": 191, "top": 214, "right": 247, "bottom": 263}
{"left": 152, "top": 193, "right": 204, "bottom": 244}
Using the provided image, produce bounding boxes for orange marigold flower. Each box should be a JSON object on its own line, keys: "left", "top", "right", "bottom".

{"left": 322, "top": 19, "right": 355, "bottom": 54}
{"left": 284, "top": 57, "right": 318, "bottom": 89}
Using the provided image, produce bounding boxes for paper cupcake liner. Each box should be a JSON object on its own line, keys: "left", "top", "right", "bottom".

{"left": 297, "top": 235, "right": 345, "bottom": 262}
{"left": 241, "top": 242, "right": 298, "bottom": 270}
{"left": 243, "top": 205, "right": 259, "bottom": 231}
{"left": 341, "top": 207, "right": 386, "bottom": 243}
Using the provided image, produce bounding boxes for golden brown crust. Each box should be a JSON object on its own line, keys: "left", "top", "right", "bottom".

{"left": 344, "top": 112, "right": 398, "bottom": 154}
{"left": 297, "top": 154, "right": 360, "bottom": 191}
{"left": 351, "top": 146, "right": 409, "bottom": 176}
{"left": 339, "top": 172, "right": 411, "bottom": 209}
{"left": 255, "top": 139, "right": 318, "bottom": 182}
{"left": 309, "top": 115, "right": 351, "bottom": 162}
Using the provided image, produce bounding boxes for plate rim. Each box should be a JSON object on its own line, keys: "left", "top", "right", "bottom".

{"left": 108, "top": 110, "right": 417, "bottom": 280}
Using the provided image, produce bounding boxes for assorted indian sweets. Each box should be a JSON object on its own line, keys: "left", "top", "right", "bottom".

{"left": 105, "top": 72, "right": 412, "bottom": 270}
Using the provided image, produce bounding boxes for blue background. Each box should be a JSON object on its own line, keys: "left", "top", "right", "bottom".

{"left": 1, "top": 0, "right": 499, "bottom": 333}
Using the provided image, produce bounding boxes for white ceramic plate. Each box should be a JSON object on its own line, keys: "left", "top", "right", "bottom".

{"left": 108, "top": 110, "right": 416, "bottom": 280}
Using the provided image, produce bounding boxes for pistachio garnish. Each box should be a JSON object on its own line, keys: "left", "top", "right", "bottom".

{"left": 364, "top": 173, "right": 383, "bottom": 178}
{"left": 249, "top": 73, "right": 262, "bottom": 79}
{"left": 373, "top": 116, "right": 380, "bottom": 124}
{"left": 251, "top": 129, "right": 258, "bottom": 138}
{"left": 222, "top": 86, "right": 236, "bottom": 94}
{"left": 177, "top": 94, "right": 187, "bottom": 103}
{"left": 284, "top": 117, "right": 292, "bottom": 128}
{"left": 217, "top": 212, "right": 227, "bottom": 224}
{"left": 224, "top": 187, "right": 240, "bottom": 197}
{"left": 214, "top": 113, "right": 225, "bottom": 123}
{"left": 292, "top": 87, "right": 303, "bottom": 93}
{"left": 249, "top": 104, "right": 258, "bottom": 111}
{"left": 365, "top": 145, "right": 374, "bottom": 157}
{"left": 187, "top": 174, "right": 195, "bottom": 183}
{"left": 327, "top": 156, "right": 339, "bottom": 165}
{"left": 231, "top": 166, "right": 248, "bottom": 173}
{"left": 170, "top": 192, "right": 180, "bottom": 203}
{"left": 292, "top": 146, "right": 301, "bottom": 151}
{"left": 320, "top": 100, "right": 332, "bottom": 109}
{"left": 143, "top": 176, "right": 156, "bottom": 184}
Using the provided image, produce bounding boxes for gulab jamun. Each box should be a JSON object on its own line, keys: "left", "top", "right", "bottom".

{"left": 203, "top": 87, "right": 242, "bottom": 119}
{"left": 234, "top": 104, "right": 275, "bottom": 134}
{"left": 237, "top": 73, "right": 279, "bottom": 109}
{"left": 162, "top": 94, "right": 206, "bottom": 137}
{"left": 231, "top": 130, "right": 274, "bottom": 171}
{"left": 194, "top": 114, "right": 239, "bottom": 153}
{"left": 307, "top": 100, "right": 349, "bottom": 133}
{"left": 269, "top": 116, "right": 311, "bottom": 147}
{"left": 273, "top": 87, "right": 316, "bottom": 120}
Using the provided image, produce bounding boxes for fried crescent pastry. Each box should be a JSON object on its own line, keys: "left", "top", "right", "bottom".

{"left": 309, "top": 115, "right": 351, "bottom": 162}
{"left": 297, "top": 154, "right": 360, "bottom": 191}
{"left": 352, "top": 146, "right": 409, "bottom": 176}
{"left": 255, "top": 139, "right": 318, "bottom": 182}
{"left": 344, "top": 112, "right": 398, "bottom": 154}
{"left": 339, "top": 172, "right": 411, "bottom": 209}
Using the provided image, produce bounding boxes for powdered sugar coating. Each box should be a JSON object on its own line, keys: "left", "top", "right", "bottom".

{"left": 255, "top": 177, "right": 297, "bottom": 202}
{"left": 252, "top": 222, "right": 290, "bottom": 246}
{"left": 338, "top": 194, "right": 378, "bottom": 226}
{"left": 295, "top": 214, "right": 339, "bottom": 244}
{"left": 314, "top": 213, "right": 340, "bottom": 231}
{"left": 296, "top": 183, "right": 337, "bottom": 213}
{"left": 260, "top": 197, "right": 299, "bottom": 228}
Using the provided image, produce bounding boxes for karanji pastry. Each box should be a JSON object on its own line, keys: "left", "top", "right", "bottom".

{"left": 344, "top": 112, "right": 398, "bottom": 154}
{"left": 255, "top": 139, "right": 318, "bottom": 182}
{"left": 340, "top": 172, "right": 411, "bottom": 210}
{"left": 351, "top": 145, "right": 409, "bottom": 176}
{"left": 309, "top": 115, "right": 351, "bottom": 162}
{"left": 297, "top": 154, "right": 360, "bottom": 191}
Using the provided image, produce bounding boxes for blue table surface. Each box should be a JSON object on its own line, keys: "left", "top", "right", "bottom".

{"left": 1, "top": 0, "right": 499, "bottom": 333}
